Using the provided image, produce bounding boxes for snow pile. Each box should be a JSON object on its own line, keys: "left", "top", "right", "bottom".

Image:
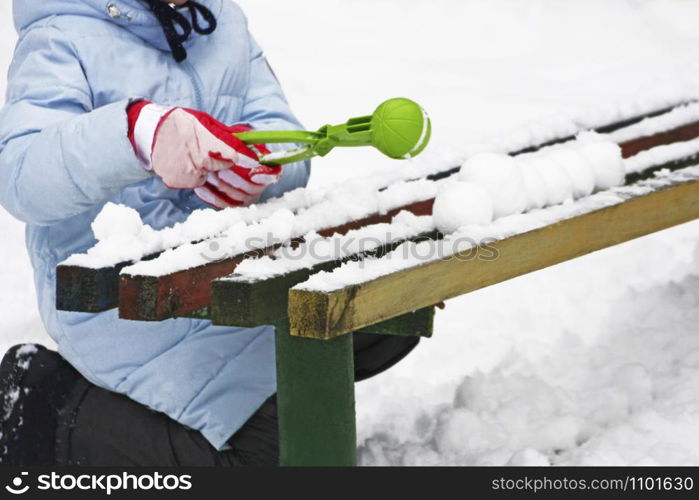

{"left": 356, "top": 240, "right": 699, "bottom": 465}
{"left": 296, "top": 165, "right": 699, "bottom": 293}
{"left": 119, "top": 177, "right": 450, "bottom": 276}
{"left": 64, "top": 175, "right": 446, "bottom": 270}
{"left": 231, "top": 211, "right": 434, "bottom": 281}
{"left": 493, "top": 93, "right": 698, "bottom": 155}
{"left": 122, "top": 209, "right": 296, "bottom": 276}
{"left": 359, "top": 372, "right": 581, "bottom": 466}
{"left": 91, "top": 203, "right": 143, "bottom": 242}
{"left": 431, "top": 135, "right": 623, "bottom": 234}
{"left": 62, "top": 187, "right": 325, "bottom": 268}
{"left": 62, "top": 203, "right": 160, "bottom": 266}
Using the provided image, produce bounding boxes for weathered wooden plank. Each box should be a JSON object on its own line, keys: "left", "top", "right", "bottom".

{"left": 119, "top": 252, "right": 262, "bottom": 321}
{"left": 122, "top": 202, "right": 436, "bottom": 321}
{"left": 289, "top": 172, "right": 699, "bottom": 339}
{"left": 57, "top": 193, "right": 433, "bottom": 317}
{"left": 56, "top": 264, "right": 125, "bottom": 313}
{"left": 212, "top": 267, "right": 328, "bottom": 327}
{"left": 619, "top": 121, "right": 699, "bottom": 158}
{"left": 212, "top": 269, "right": 435, "bottom": 337}
{"left": 211, "top": 229, "right": 438, "bottom": 327}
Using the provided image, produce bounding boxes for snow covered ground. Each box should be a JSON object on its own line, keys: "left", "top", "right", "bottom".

{"left": 2, "top": 0, "right": 699, "bottom": 465}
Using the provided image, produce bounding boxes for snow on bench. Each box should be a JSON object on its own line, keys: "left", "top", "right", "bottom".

{"left": 288, "top": 164, "right": 699, "bottom": 339}
{"left": 222, "top": 134, "right": 625, "bottom": 285}
{"left": 120, "top": 138, "right": 619, "bottom": 321}
{"left": 55, "top": 103, "right": 699, "bottom": 317}
{"left": 229, "top": 211, "right": 435, "bottom": 282}
{"left": 491, "top": 97, "right": 693, "bottom": 154}
{"left": 209, "top": 136, "right": 699, "bottom": 331}
{"left": 116, "top": 180, "right": 442, "bottom": 321}
{"left": 122, "top": 117, "right": 699, "bottom": 320}
{"left": 67, "top": 99, "right": 699, "bottom": 272}
{"left": 605, "top": 101, "right": 699, "bottom": 145}
{"left": 210, "top": 211, "right": 438, "bottom": 328}
{"left": 624, "top": 135, "right": 699, "bottom": 175}
{"left": 119, "top": 179, "right": 442, "bottom": 278}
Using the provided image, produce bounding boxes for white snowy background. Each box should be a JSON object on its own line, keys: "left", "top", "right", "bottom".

{"left": 2, "top": 0, "right": 699, "bottom": 465}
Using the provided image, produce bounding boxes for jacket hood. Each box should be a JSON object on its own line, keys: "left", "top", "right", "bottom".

{"left": 13, "top": 0, "right": 223, "bottom": 53}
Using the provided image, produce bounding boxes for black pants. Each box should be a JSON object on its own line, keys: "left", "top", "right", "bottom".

{"left": 56, "top": 380, "right": 279, "bottom": 466}
{"left": 1, "top": 332, "right": 419, "bottom": 466}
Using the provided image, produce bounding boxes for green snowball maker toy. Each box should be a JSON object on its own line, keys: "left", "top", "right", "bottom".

{"left": 234, "top": 98, "right": 431, "bottom": 165}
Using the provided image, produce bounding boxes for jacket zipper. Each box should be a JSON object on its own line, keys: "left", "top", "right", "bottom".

{"left": 182, "top": 60, "right": 205, "bottom": 110}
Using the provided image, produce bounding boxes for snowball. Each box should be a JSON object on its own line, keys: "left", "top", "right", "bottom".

{"left": 529, "top": 155, "right": 574, "bottom": 206}
{"left": 459, "top": 153, "right": 527, "bottom": 218}
{"left": 517, "top": 158, "right": 548, "bottom": 211}
{"left": 433, "top": 182, "right": 494, "bottom": 234}
{"left": 547, "top": 148, "right": 595, "bottom": 199}
{"left": 576, "top": 132, "right": 625, "bottom": 190}
{"left": 91, "top": 203, "right": 143, "bottom": 242}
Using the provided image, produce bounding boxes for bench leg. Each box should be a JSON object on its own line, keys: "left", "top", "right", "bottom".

{"left": 274, "top": 319, "right": 357, "bottom": 466}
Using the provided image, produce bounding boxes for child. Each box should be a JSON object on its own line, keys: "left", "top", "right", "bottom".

{"left": 0, "top": 0, "right": 309, "bottom": 465}
{"left": 0, "top": 0, "right": 418, "bottom": 465}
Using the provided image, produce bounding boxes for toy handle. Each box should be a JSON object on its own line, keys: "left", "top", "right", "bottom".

{"left": 234, "top": 130, "right": 321, "bottom": 145}
{"left": 232, "top": 130, "right": 321, "bottom": 166}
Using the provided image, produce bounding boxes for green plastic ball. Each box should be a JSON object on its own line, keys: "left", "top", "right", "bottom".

{"left": 371, "top": 98, "right": 432, "bottom": 159}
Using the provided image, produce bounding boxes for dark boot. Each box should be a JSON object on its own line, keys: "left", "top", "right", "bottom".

{"left": 0, "top": 344, "right": 81, "bottom": 465}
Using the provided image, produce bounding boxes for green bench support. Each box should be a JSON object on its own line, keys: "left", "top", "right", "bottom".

{"left": 211, "top": 257, "right": 435, "bottom": 466}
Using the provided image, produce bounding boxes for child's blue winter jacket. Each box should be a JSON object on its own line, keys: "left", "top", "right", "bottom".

{"left": 0, "top": 0, "right": 310, "bottom": 449}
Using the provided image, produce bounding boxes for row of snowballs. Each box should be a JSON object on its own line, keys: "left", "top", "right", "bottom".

{"left": 433, "top": 132, "right": 625, "bottom": 234}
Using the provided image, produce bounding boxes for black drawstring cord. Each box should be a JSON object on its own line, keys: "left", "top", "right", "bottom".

{"left": 182, "top": 2, "right": 217, "bottom": 35}
{"left": 143, "top": 1, "right": 218, "bottom": 63}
